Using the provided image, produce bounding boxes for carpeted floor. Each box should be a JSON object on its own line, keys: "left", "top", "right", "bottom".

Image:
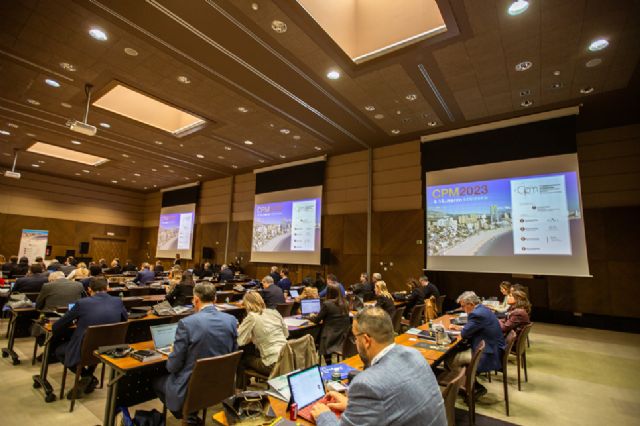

{"left": 0, "top": 320, "right": 638, "bottom": 425}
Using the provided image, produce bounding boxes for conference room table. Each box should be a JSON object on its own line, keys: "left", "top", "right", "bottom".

{"left": 211, "top": 314, "right": 460, "bottom": 425}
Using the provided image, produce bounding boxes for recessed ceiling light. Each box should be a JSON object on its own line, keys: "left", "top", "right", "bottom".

{"left": 237, "top": 106, "right": 249, "bottom": 113}
{"left": 217, "top": 155, "right": 225, "bottom": 159}
{"left": 7, "top": 123, "right": 18, "bottom": 128}
{"left": 153, "top": 185, "right": 157, "bottom": 188}
{"left": 428, "top": 121, "right": 438, "bottom": 127}
{"left": 155, "top": 140, "right": 163, "bottom": 145}
{"left": 271, "top": 20, "right": 287, "bottom": 33}
{"left": 151, "top": 168, "right": 157, "bottom": 172}
{"left": 124, "top": 47, "right": 138, "bottom": 56}
{"left": 391, "top": 129, "right": 400, "bottom": 134}
{"left": 365, "top": 105, "right": 376, "bottom": 111}
{"left": 163, "top": 164, "right": 170, "bottom": 168}
{"left": 27, "top": 99, "right": 40, "bottom": 105}
{"left": 326, "top": 70, "right": 340, "bottom": 80}
{"left": 251, "top": 3, "right": 259, "bottom": 11}
{"left": 177, "top": 75, "right": 191, "bottom": 84}
{"left": 59, "top": 62, "right": 77, "bottom": 72}
{"left": 586, "top": 58, "right": 602, "bottom": 68}
{"left": 184, "top": 177, "right": 190, "bottom": 180}
{"left": 75, "top": 172, "right": 81, "bottom": 176}
{"left": 588, "top": 39, "right": 609, "bottom": 52}
{"left": 280, "top": 129, "right": 290, "bottom": 134}
{"left": 197, "top": 174, "right": 202, "bottom": 177}
{"left": 38, "top": 160, "right": 45, "bottom": 164}
{"left": 292, "top": 135, "right": 301, "bottom": 140}
{"left": 89, "top": 28, "right": 108, "bottom": 41}
{"left": 258, "top": 159, "right": 265, "bottom": 163}
{"left": 168, "top": 169, "right": 175, "bottom": 173}
{"left": 32, "top": 164, "right": 40, "bottom": 168}
{"left": 71, "top": 140, "right": 81, "bottom": 145}
{"left": 314, "top": 146, "right": 322, "bottom": 151}
{"left": 99, "top": 122, "right": 110, "bottom": 128}
{"left": 374, "top": 114, "right": 385, "bottom": 120}
{"left": 396, "top": 110, "right": 402, "bottom": 115}
{"left": 580, "top": 86, "right": 595, "bottom": 94}
{"left": 143, "top": 186, "right": 148, "bottom": 189}
{"left": 196, "top": 154, "right": 205, "bottom": 158}
{"left": 121, "top": 153, "right": 129, "bottom": 158}
{"left": 134, "top": 173, "right": 141, "bottom": 177}
{"left": 27, "top": 133, "right": 36, "bottom": 137}
{"left": 244, "top": 140, "right": 254, "bottom": 145}
{"left": 232, "top": 165, "right": 238, "bottom": 169}
{"left": 551, "top": 82, "right": 564, "bottom": 89}
{"left": 224, "top": 146, "right": 232, "bottom": 151}
{"left": 521, "top": 99, "right": 534, "bottom": 107}
{"left": 61, "top": 102, "right": 72, "bottom": 108}
{"left": 515, "top": 61, "right": 533, "bottom": 71}
{"left": 120, "top": 177, "right": 126, "bottom": 181}
{"left": 0, "top": 130, "right": 10, "bottom": 136}
{"left": 508, "top": 0, "right": 529, "bottom": 16}
{"left": 45, "top": 78, "right": 60, "bottom": 88}
{"left": 279, "top": 154, "right": 286, "bottom": 159}
{"left": 111, "top": 180, "right": 118, "bottom": 184}
{"left": 405, "top": 94, "right": 417, "bottom": 101}
{"left": 82, "top": 169, "right": 90, "bottom": 173}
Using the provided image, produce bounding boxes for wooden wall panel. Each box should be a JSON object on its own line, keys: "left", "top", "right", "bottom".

{"left": 142, "top": 192, "right": 161, "bottom": 227}
{"left": 325, "top": 151, "right": 368, "bottom": 215}
{"left": 233, "top": 173, "right": 255, "bottom": 222}
{"left": 373, "top": 141, "right": 422, "bottom": 211}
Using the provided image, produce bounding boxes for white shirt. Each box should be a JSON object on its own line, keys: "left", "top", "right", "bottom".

{"left": 371, "top": 343, "right": 396, "bottom": 366}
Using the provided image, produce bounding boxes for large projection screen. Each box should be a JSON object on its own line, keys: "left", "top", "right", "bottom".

{"left": 251, "top": 185, "right": 322, "bottom": 265}
{"left": 425, "top": 154, "right": 590, "bottom": 276}
{"left": 155, "top": 203, "right": 196, "bottom": 260}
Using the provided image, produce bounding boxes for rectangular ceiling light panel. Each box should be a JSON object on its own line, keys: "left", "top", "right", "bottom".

{"left": 92, "top": 83, "right": 205, "bottom": 136}
{"left": 298, "top": 0, "right": 446, "bottom": 63}
{"left": 27, "top": 142, "right": 109, "bottom": 166}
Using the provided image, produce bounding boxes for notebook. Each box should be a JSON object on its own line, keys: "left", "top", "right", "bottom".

{"left": 150, "top": 323, "right": 178, "bottom": 356}
{"left": 300, "top": 298, "right": 321, "bottom": 318}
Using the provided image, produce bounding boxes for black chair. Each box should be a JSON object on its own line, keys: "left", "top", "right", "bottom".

{"left": 401, "top": 304, "right": 425, "bottom": 331}
{"left": 275, "top": 303, "right": 293, "bottom": 318}
{"left": 441, "top": 367, "right": 466, "bottom": 426}
{"left": 391, "top": 306, "right": 405, "bottom": 334}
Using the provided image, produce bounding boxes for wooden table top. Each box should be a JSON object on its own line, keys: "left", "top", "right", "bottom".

{"left": 95, "top": 341, "right": 167, "bottom": 372}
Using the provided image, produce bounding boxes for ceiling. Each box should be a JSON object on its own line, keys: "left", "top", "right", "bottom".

{"left": 0, "top": 0, "right": 639, "bottom": 192}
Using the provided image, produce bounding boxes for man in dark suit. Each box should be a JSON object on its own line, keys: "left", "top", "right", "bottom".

{"left": 1, "top": 255, "right": 17, "bottom": 276}
{"left": 218, "top": 264, "right": 234, "bottom": 282}
{"left": 261, "top": 275, "right": 285, "bottom": 309}
{"left": 351, "top": 272, "right": 375, "bottom": 301}
{"left": 154, "top": 260, "right": 165, "bottom": 274}
{"left": 121, "top": 259, "right": 138, "bottom": 272}
{"left": 448, "top": 291, "right": 505, "bottom": 398}
{"left": 311, "top": 307, "right": 447, "bottom": 426}
{"left": 36, "top": 271, "right": 85, "bottom": 311}
{"left": 13, "top": 263, "right": 49, "bottom": 293}
{"left": 60, "top": 257, "right": 76, "bottom": 276}
{"left": 133, "top": 263, "right": 156, "bottom": 285}
{"left": 269, "top": 266, "right": 281, "bottom": 285}
{"left": 81, "top": 265, "right": 103, "bottom": 290}
{"left": 153, "top": 283, "right": 237, "bottom": 423}
{"left": 419, "top": 275, "right": 440, "bottom": 300}
{"left": 52, "top": 277, "right": 128, "bottom": 398}
{"left": 173, "top": 253, "right": 182, "bottom": 267}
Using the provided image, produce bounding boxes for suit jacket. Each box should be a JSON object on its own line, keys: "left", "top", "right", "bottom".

{"left": 262, "top": 285, "right": 285, "bottom": 309}
{"left": 154, "top": 265, "right": 165, "bottom": 273}
{"left": 276, "top": 277, "right": 292, "bottom": 292}
{"left": 404, "top": 284, "right": 440, "bottom": 318}
{"left": 376, "top": 295, "right": 396, "bottom": 319}
{"left": 52, "top": 292, "right": 128, "bottom": 368}
{"left": 310, "top": 300, "right": 351, "bottom": 355}
{"left": 11, "top": 263, "right": 29, "bottom": 278}
{"left": 60, "top": 264, "right": 76, "bottom": 276}
{"left": 13, "top": 273, "right": 49, "bottom": 293}
{"left": 36, "top": 279, "right": 85, "bottom": 311}
{"left": 122, "top": 263, "right": 137, "bottom": 272}
{"left": 218, "top": 268, "right": 234, "bottom": 282}
{"left": 316, "top": 345, "right": 446, "bottom": 426}
{"left": 164, "top": 305, "right": 238, "bottom": 412}
{"left": 461, "top": 304, "right": 506, "bottom": 372}
{"left": 133, "top": 269, "right": 156, "bottom": 284}
{"left": 352, "top": 281, "right": 375, "bottom": 301}
{"left": 166, "top": 284, "right": 194, "bottom": 306}
{"left": 499, "top": 308, "right": 530, "bottom": 335}
{"left": 104, "top": 265, "right": 122, "bottom": 274}
{"left": 269, "top": 271, "right": 281, "bottom": 285}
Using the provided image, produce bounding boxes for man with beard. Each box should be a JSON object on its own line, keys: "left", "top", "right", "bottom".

{"left": 311, "top": 307, "right": 446, "bottom": 426}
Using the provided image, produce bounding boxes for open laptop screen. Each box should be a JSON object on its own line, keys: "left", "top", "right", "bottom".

{"left": 287, "top": 365, "right": 325, "bottom": 409}
{"left": 150, "top": 323, "right": 178, "bottom": 349}
{"left": 289, "top": 289, "right": 299, "bottom": 298}
{"left": 301, "top": 298, "right": 321, "bottom": 316}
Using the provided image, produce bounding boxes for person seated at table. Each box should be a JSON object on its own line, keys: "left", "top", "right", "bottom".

{"left": 200, "top": 262, "right": 214, "bottom": 278}
{"left": 218, "top": 263, "right": 235, "bottom": 282}
{"left": 319, "top": 274, "right": 346, "bottom": 298}
{"left": 311, "top": 307, "right": 446, "bottom": 426}
{"left": 153, "top": 283, "right": 237, "bottom": 424}
{"left": 166, "top": 271, "right": 195, "bottom": 306}
{"left": 236, "top": 291, "right": 289, "bottom": 388}
{"left": 269, "top": 266, "right": 281, "bottom": 285}
{"left": 297, "top": 285, "right": 319, "bottom": 301}
{"left": 121, "top": 259, "right": 138, "bottom": 272}
{"left": 374, "top": 280, "right": 395, "bottom": 318}
{"left": 499, "top": 290, "right": 531, "bottom": 336}
{"left": 153, "top": 260, "right": 165, "bottom": 274}
{"left": 276, "top": 267, "right": 292, "bottom": 292}
{"left": 60, "top": 257, "right": 76, "bottom": 276}
{"left": 489, "top": 281, "right": 512, "bottom": 313}
{"left": 13, "top": 263, "right": 49, "bottom": 293}
{"left": 310, "top": 283, "right": 351, "bottom": 365}
{"left": 47, "top": 259, "right": 62, "bottom": 272}
{"left": 36, "top": 271, "right": 84, "bottom": 311}
{"left": 261, "top": 275, "right": 285, "bottom": 309}
{"left": 351, "top": 272, "right": 375, "bottom": 302}
{"left": 11, "top": 256, "right": 29, "bottom": 278}
{"left": 80, "top": 265, "right": 103, "bottom": 290}
{"left": 52, "top": 277, "right": 128, "bottom": 398}
{"left": 447, "top": 291, "right": 505, "bottom": 399}
{"left": 133, "top": 263, "right": 155, "bottom": 285}
{"left": 403, "top": 278, "right": 423, "bottom": 319}
{"left": 103, "top": 259, "right": 122, "bottom": 275}
{"left": 0, "top": 254, "right": 11, "bottom": 275}
{"left": 66, "top": 262, "right": 90, "bottom": 280}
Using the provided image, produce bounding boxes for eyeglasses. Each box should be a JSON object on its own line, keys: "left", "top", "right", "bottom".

{"left": 353, "top": 332, "right": 368, "bottom": 339}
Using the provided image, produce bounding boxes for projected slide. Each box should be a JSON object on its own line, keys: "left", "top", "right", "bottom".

{"left": 426, "top": 172, "right": 581, "bottom": 257}
{"left": 156, "top": 203, "right": 196, "bottom": 259}
{"left": 252, "top": 198, "right": 320, "bottom": 252}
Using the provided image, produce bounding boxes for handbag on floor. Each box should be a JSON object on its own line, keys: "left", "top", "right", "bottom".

{"left": 222, "top": 391, "right": 276, "bottom": 425}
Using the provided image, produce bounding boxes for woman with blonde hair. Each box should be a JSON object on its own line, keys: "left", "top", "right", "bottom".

{"left": 374, "top": 280, "right": 396, "bottom": 318}
{"left": 236, "top": 291, "right": 289, "bottom": 388}
{"left": 67, "top": 262, "right": 89, "bottom": 280}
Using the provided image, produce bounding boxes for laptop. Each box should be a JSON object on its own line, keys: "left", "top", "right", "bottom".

{"left": 150, "top": 323, "right": 179, "bottom": 356}
{"left": 287, "top": 365, "right": 330, "bottom": 422}
{"left": 289, "top": 289, "right": 299, "bottom": 298}
{"left": 68, "top": 303, "right": 75, "bottom": 311}
{"left": 300, "top": 298, "right": 321, "bottom": 318}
